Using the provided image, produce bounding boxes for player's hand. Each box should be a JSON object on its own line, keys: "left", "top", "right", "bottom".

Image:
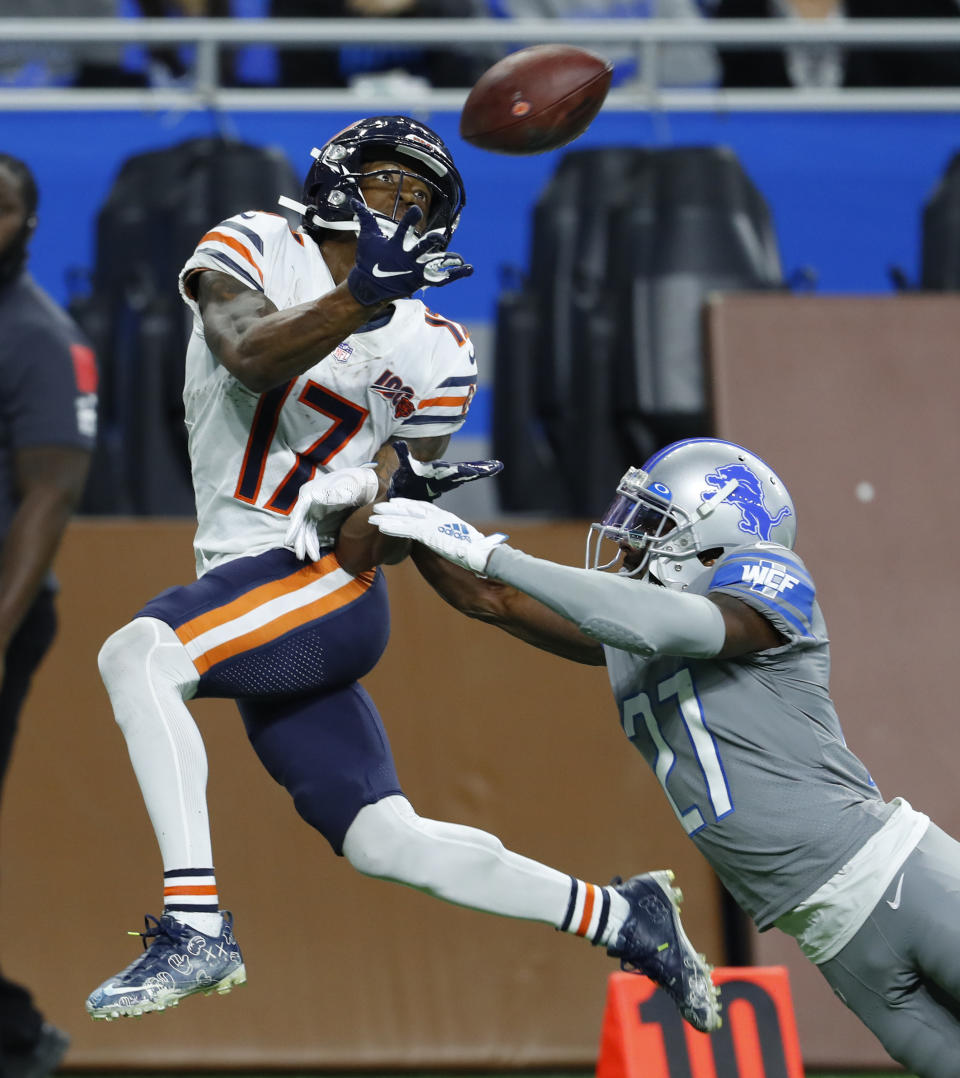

{"left": 285, "top": 464, "right": 380, "bottom": 561}
{"left": 370, "top": 498, "right": 507, "bottom": 575}
{"left": 346, "top": 199, "right": 473, "bottom": 307}
{"left": 386, "top": 440, "right": 503, "bottom": 502}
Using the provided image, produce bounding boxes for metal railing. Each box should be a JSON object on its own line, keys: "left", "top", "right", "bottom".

{"left": 1, "top": 17, "right": 960, "bottom": 111}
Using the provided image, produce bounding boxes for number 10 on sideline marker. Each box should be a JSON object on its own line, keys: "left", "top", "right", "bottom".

{"left": 596, "top": 966, "right": 804, "bottom": 1078}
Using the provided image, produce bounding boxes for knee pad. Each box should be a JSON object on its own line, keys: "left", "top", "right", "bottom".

{"left": 343, "top": 796, "right": 421, "bottom": 878}
{"left": 98, "top": 617, "right": 200, "bottom": 726}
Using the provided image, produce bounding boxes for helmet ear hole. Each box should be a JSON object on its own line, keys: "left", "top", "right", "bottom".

{"left": 697, "top": 547, "right": 725, "bottom": 566}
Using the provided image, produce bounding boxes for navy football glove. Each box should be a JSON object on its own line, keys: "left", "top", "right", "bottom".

{"left": 387, "top": 439, "right": 503, "bottom": 502}
{"left": 346, "top": 200, "right": 473, "bottom": 307}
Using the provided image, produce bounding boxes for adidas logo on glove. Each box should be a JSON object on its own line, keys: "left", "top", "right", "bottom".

{"left": 438, "top": 522, "right": 472, "bottom": 541}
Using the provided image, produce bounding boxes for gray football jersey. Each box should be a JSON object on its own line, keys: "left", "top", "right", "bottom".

{"left": 604, "top": 542, "right": 892, "bottom": 930}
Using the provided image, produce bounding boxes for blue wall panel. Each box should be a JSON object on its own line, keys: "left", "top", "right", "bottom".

{"left": 4, "top": 107, "right": 958, "bottom": 324}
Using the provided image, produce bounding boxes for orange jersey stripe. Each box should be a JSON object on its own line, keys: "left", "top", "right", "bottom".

{"left": 418, "top": 395, "right": 466, "bottom": 409}
{"left": 199, "top": 230, "right": 264, "bottom": 283}
{"left": 176, "top": 553, "right": 342, "bottom": 645}
{"left": 190, "top": 572, "right": 374, "bottom": 675}
{"left": 576, "top": 884, "right": 597, "bottom": 937}
{"left": 163, "top": 885, "right": 218, "bottom": 896}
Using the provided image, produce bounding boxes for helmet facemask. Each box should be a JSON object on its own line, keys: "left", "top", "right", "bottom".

{"left": 279, "top": 116, "right": 465, "bottom": 250}
{"left": 586, "top": 465, "right": 743, "bottom": 589}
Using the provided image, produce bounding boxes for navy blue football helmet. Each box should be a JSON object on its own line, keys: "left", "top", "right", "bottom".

{"left": 284, "top": 116, "right": 466, "bottom": 249}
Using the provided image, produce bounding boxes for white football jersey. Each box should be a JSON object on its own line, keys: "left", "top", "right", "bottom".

{"left": 178, "top": 210, "right": 477, "bottom": 575}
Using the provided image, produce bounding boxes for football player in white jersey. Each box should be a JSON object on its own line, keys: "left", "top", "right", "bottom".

{"left": 371, "top": 436, "right": 960, "bottom": 1078}
{"left": 85, "top": 117, "right": 720, "bottom": 1036}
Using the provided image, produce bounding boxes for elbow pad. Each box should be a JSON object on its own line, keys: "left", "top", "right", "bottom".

{"left": 488, "top": 546, "right": 725, "bottom": 658}
{"left": 577, "top": 587, "right": 724, "bottom": 658}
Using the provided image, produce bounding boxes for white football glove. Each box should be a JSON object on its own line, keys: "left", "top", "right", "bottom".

{"left": 370, "top": 498, "right": 508, "bottom": 575}
{"left": 285, "top": 464, "right": 379, "bottom": 562}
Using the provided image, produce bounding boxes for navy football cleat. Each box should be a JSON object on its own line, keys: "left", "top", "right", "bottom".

{"left": 607, "top": 870, "right": 721, "bottom": 1033}
{"left": 85, "top": 911, "right": 245, "bottom": 1020}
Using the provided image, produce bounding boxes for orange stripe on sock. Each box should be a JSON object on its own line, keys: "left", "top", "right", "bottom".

{"left": 175, "top": 553, "right": 343, "bottom": 645}
{"left": 164, "top": 885, "right": 219, "bottom": 896}
{"left": 576, "top": 884, "right": 596, "bottom": 937}
{"left": 190, "top": 572, "right": 374, "bottom": 674}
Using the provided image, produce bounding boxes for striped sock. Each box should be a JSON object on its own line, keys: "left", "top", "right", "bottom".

{"left": 558, "top": 877, "right": 629, "bottom": 948}
{"left": 163, "top": 868, "right": 222, "bottom": 936}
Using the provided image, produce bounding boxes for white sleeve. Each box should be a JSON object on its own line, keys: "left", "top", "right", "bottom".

{"left": 396, "top": 310, "right": 477, "bottom": 440}
{"left": 178, "top": 211, "right": 280, "bottom": 320}
{"left": 486, "top": 546, "right": 725, "bottom": 658}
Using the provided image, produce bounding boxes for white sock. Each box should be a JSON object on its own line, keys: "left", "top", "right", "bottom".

{"left": 559, "top": 878, "right": 630, "bottom": 947}
{"left": 171, "top": 908, "right": 224, "bottom": 937}
{"left": 163, "top": 869, "right": 223, "bottom": 936}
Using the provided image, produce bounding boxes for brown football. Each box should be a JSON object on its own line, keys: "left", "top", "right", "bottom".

{"left": 459, "top": 44, "right": 614, "bottom": 156}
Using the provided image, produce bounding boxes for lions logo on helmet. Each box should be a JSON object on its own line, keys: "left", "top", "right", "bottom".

{"left": 586, "top": 438, "right": 796, "bottom": 590}
{"left": 278, "top": 115, "right": 466, "bottom": 251}
{"left": 702, "top": 464, "right": 792, "bottom": 542}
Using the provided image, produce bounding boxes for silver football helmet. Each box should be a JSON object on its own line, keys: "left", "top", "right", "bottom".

{"left": 586, "top": 438, "right": 796, "bottom": 590}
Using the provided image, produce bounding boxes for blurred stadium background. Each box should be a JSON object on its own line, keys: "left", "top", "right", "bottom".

{"left": 2, "top": 6, "right": 958, "bottom": 1077}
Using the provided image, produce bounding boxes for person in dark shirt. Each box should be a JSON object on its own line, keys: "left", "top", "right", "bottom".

{"left": 0, "top": 153, "right": 97, "bottom": 1078}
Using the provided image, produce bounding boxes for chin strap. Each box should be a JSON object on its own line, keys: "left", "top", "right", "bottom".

{"left": 277, "top": 194, "right": 358, "bottom": 233}
{"left": 698, "top": 477, "right": 740, "bottom": 517}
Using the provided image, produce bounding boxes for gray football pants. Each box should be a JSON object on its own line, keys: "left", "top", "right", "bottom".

{"left": 817, "top": 822, "right": 960, "bottom": 1078}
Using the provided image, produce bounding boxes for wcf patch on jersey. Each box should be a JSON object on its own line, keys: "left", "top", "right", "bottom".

{"left": 740, "top": 560, "right": 800, "bottom": 596}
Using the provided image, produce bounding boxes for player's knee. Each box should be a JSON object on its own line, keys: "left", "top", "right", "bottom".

{"left": 98, "top": 617, "right": 197, "bottom": 714}
{"left": 99, "top": 620, "right": 147, "bottom": 686}
{"left": 342, "top": 796, "right": 419, "bottom": 879}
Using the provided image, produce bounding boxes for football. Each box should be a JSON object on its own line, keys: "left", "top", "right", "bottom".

{"left": 459, "top": 44, "right": 614, "bottom": 156}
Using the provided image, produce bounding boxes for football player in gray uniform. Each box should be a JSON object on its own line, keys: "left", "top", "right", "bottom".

{"left": 371, "top": 436, "right": 960, "bottom": 1078}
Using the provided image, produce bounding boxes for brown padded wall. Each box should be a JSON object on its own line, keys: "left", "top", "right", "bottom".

{"left": 709, "top": 293, "right": 960, "bottom": 1070}
{"left": 0, "top": 520, "right": 723, "bottom": 1070}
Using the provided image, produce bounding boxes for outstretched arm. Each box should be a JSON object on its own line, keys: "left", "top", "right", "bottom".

{"left": 195, "top": 268, "right": 391, "bottom": 394}
{"left": 372, "top": 500, "right": 780, "bottom": 661}
{"left": 411, "top": 544, "right": 606, "bottom": 665}
{"left": 195, "top": 202, "right": 471, "bottom": 394}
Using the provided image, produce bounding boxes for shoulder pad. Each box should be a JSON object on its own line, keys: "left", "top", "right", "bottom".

{"left": 709, "top": 544, "right": 816, "bottom": 639}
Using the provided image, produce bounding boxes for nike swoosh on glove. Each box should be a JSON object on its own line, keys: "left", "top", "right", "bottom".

{"left": 370, "top": 498, "right": 508, "bottom": 575}
{"left": 346, "top": 200, "right": 473, "bottom": 307}
{"left": 285, "top": 464, "right": 380, "bottom": 562}
{"left": 387, "top": 439, "right": 504, "bottom": 502}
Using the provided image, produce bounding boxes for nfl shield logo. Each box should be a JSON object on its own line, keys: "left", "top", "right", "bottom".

{"left": 333, "top": 341, "right": 354, "bottom": 364}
